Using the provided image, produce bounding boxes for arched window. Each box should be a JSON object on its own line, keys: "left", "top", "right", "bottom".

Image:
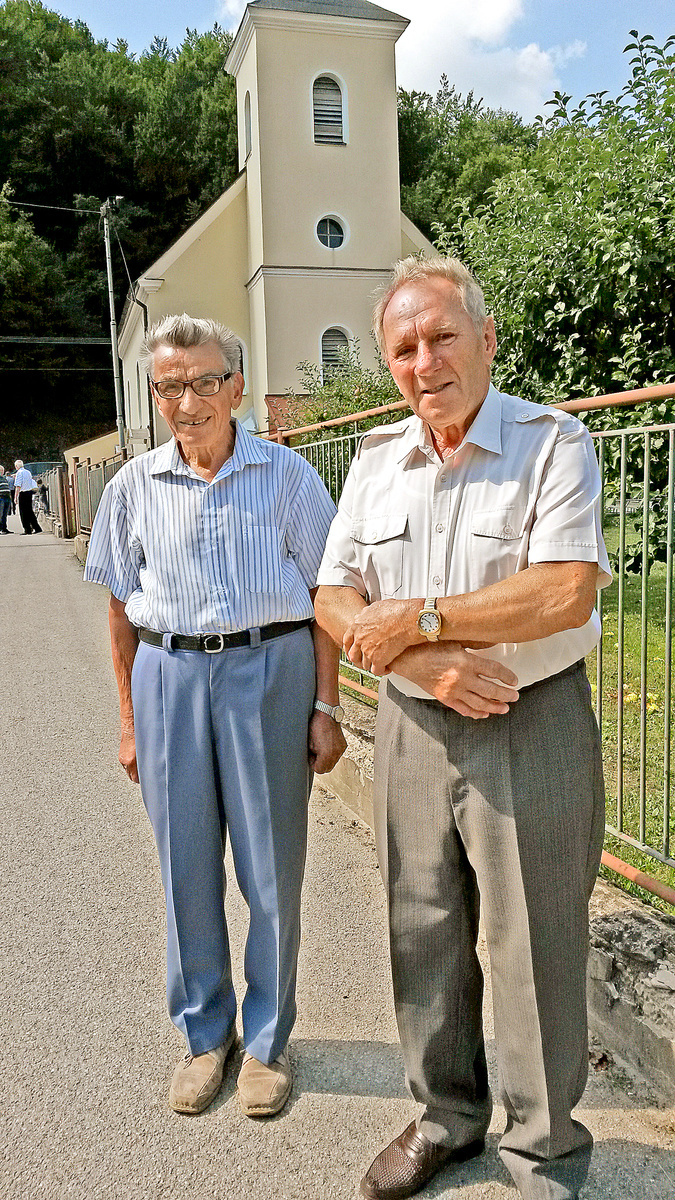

{"left": 244, "top": 91, "right": 252, "bottom": 158}
{"left": 321, "top": 327, "right": 349, "bottom": 375}
{"left": 317, "top": 217, "right": 344, "bottom": 249}
{"left": 313, "top": 76, "right": 343, "bottom": 144}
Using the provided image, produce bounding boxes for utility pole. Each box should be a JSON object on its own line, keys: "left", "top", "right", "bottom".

{"left": 101, "top": 196, "right": 126, "bottom": 454}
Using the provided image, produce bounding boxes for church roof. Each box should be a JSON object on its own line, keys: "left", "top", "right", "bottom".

{"left": 248, "top": 0, "right": 405, "bottom": 22}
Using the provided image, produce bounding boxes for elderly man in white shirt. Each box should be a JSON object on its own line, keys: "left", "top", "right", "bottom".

{"left": 315, "top": 256, "right": 610, "bottom": 1200}
{"left": 13, "top": 459, "right": 41, "bottom": 534}
{"left": 85, "top": 314, "right": 345, "bottom": 1122}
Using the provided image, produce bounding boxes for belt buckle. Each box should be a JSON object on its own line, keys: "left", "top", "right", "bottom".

{"left": 203, "top": 633, "right": 226, "bottom": 654}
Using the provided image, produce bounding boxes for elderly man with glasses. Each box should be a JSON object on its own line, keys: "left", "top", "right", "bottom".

{"left": 85, "top": 314, "right": 345, "bottom": 1119}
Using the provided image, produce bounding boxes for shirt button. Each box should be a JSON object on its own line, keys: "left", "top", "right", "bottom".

{"left": 435, "top": 523, "right": 444, "bottom": 532}
{"left": 439, "top": 475, "right": 447, "bottom": 484}
{"left": 433, "top": 575, "right": 442, "bottom": 586}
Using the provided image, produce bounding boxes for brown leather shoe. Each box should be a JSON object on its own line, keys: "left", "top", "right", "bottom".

{"left": 360, "top": 1122, "right": 484, "bottom": 1200}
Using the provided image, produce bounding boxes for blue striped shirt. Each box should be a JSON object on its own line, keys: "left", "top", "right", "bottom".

{"left": 84, "top": 423, "right": 337, "bottom": 634}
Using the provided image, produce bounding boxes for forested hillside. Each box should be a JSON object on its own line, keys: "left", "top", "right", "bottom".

{"left": 0, "top": 1, "right": 238, "bottom": 459}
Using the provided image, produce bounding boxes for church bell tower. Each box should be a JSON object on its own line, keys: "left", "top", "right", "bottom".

{"left": 226, "top": 0, "right": 410, "bottom": 424}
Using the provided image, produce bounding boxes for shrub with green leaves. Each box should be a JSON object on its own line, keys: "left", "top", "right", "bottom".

{"left": 285, "top": 341, "right": 404, "bottom": 442}
{"left": 436, "top": 32, "right": 675, "bottom": 416}
{"left": 435, "top": 31, "right": 675, "bottom": 567}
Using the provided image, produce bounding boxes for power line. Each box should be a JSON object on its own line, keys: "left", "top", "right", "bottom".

{"left": 0, "top": 336, "right": 109, "bottom": 345}
{"left": 5, "top": 199, "right": 100, "bottom": 215}
{"left": 0, "top": 367, "right": 111, "bottom": 372}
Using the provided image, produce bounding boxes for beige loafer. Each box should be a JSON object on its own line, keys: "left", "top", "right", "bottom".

{"left": 237, "top": 1049, "right": 292, "bottom": 1117}
{"left": 169, "top": 1027, "right": 237, "bottom": 1114}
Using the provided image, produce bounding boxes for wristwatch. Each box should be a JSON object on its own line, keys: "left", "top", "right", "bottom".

{"left": 314, "top": 700, "right": 345, "bottom": 723}
{"left": 417, "top": 596, "right": 442, "bottom": 641}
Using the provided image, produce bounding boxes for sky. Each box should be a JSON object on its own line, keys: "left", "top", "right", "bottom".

{"left": 43, "top": 0, "right": 674, "bottom": 121}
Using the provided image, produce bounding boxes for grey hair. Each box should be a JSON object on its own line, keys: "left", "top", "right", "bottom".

{"left": 140, "top": 313, "right": 243, "bottom": 376}
{"left": 372, "top": 255, "right": 488, "bottom": 357}
{"left": 14, "top": 459, "right": 23, "bottom": 469}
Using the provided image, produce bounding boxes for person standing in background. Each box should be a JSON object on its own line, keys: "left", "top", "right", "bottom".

{"left": 0, "top": 467, "right": 12, "bottom": 533}
{"left": 13, "top": 459, "right": 41, "bottom": 534}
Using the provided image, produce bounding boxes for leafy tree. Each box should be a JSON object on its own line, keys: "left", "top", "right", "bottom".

{"left": 435, "top": 31, "right": 675, "bottom": 565}
{"left": 436, "top": 33, "right": 675, "bottom": 410}
{"left": 0, "top": 186, "right": 114, "bottom": 462}
{"left": 398, "top": 76, "right": 536, "bottom": 240}
{"left": 0, "top": 3, "right": 239, "bottom": 457}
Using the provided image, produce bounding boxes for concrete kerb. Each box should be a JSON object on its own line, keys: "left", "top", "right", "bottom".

{"left": 322, "top": 691, "right": 675, "bottom": 1106}
{"left": 74, "top": 533, "right": 89, "bottom": 564}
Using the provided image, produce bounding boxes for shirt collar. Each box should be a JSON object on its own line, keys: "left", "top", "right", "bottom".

{"left": 148, "top": 420, "right": 272, "bottom": 480}
{"left": 399, "top": 382, "right": 503, "bottom": 465}
{"left": 462, "top": 383, "right": 503, "bottom": 455}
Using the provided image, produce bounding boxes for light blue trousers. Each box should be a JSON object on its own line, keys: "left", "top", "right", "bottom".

{"left": 131, "top": 625, "right": 315, "bottom": 1063}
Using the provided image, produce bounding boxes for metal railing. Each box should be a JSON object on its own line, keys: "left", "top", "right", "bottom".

{"left": 41, "top": 464, "right": 76, "bottom": 537}
{"left": 277, "top": 385, "right": 675, "bottom": 898}
{"left": 74, "top": 454, "right": 123, "bottom": 533}
{"left": 593, "top": 424, "right": 675, "bottom": 873}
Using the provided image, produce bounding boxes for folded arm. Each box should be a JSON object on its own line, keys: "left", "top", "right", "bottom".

{"left": 314, "top": 584, "right": 521, "bottom": 719}
{"left": 340, "top": 561, "right": 598, "bottom": 677}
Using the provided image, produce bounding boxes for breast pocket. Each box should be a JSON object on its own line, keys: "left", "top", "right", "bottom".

{"left": 242, "top": 525, "right": 287, "bottom": 594}
{"left": 469, "top": 506, "right": 527, "bottom": 585}
{"left": 351, "top": 513, "right": 408, "bottom": 599}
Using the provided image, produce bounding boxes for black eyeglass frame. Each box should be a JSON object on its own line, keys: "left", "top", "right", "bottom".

{"left": 150, "top": 372, "right": 233, "bottom": 400}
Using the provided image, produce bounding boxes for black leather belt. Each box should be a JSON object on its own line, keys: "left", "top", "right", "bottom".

{"left": 138, "top": 619, "right": 311, "bottom": 653}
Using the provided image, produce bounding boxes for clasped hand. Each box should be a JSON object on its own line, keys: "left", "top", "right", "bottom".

{"left": 343, "top": 598, "right": 416, "bottom": 675}
{"left": 343, "top": 599, "right": 521, "bottom": 719}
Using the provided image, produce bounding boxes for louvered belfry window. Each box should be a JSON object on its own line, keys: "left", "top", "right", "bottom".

{"left": 321, "top": 328, "right": 349, "bottom": 374}
{"left": 313, "top": 76, "right": 343, "bottom": 144}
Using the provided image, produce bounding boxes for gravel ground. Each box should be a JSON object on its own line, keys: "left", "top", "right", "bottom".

{"left": 1, "top": 521, "right": 673, "bottom": 1199}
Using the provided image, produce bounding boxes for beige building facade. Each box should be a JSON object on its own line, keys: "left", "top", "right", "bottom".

{"left": 117, "top": 0, "right": 433, "bottom": 447}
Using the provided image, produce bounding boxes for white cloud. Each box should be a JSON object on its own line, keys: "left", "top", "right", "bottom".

{"left": 218, "top": 0, "right": 246, "bottom": 30}
{"left": 216, "top": 0, "right": 587, "bottom": 121}
{"left": 393, "top": 1, "right": 586, "bottom": 120}
{"left": 397, "top": 0, "right": 525, "bottom": 48}
{"left": 549, "top": 40, "right": 587, "bottom": 69}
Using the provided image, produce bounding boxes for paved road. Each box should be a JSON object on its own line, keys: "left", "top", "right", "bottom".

{"left": 1, "top": 518, "right": 673, "bottom": 1199}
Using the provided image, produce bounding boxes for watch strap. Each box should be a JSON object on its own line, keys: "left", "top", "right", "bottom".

{"left": 313, "top": 700, "right": 344, "bottom": 723}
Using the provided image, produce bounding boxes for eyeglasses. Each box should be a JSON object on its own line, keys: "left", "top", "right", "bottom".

{"left": 151, "top": 373, "right": 232, "bottom": 401}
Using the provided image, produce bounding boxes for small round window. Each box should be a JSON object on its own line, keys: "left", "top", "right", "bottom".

{"left": 317, "top": 217, "right": 344, "bottom": 249}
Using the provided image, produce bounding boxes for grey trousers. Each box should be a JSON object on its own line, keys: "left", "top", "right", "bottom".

{"left": 374, "top": 662, "right": 605, "bottom": 1200}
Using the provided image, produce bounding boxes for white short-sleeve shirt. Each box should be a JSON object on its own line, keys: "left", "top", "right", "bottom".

{"left": 317, "top": 385, "right": 612, "bottom": 695}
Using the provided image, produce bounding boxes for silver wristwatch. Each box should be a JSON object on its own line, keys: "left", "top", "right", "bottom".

{"left": 314, "top": 700, "right": 345, "bottom": 723}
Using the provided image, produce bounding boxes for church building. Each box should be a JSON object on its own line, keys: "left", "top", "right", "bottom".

{"left": 117, "top": 0, "right": 433, "bottom": 450}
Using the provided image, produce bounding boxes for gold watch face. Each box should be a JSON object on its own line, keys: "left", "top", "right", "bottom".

{"left": 419, "top": 611, "right": 441, "bottom": 634}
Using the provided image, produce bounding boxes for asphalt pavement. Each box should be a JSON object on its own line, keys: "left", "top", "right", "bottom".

{"left": 1, "top": 515, "right": 673, "bottom": 1199}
